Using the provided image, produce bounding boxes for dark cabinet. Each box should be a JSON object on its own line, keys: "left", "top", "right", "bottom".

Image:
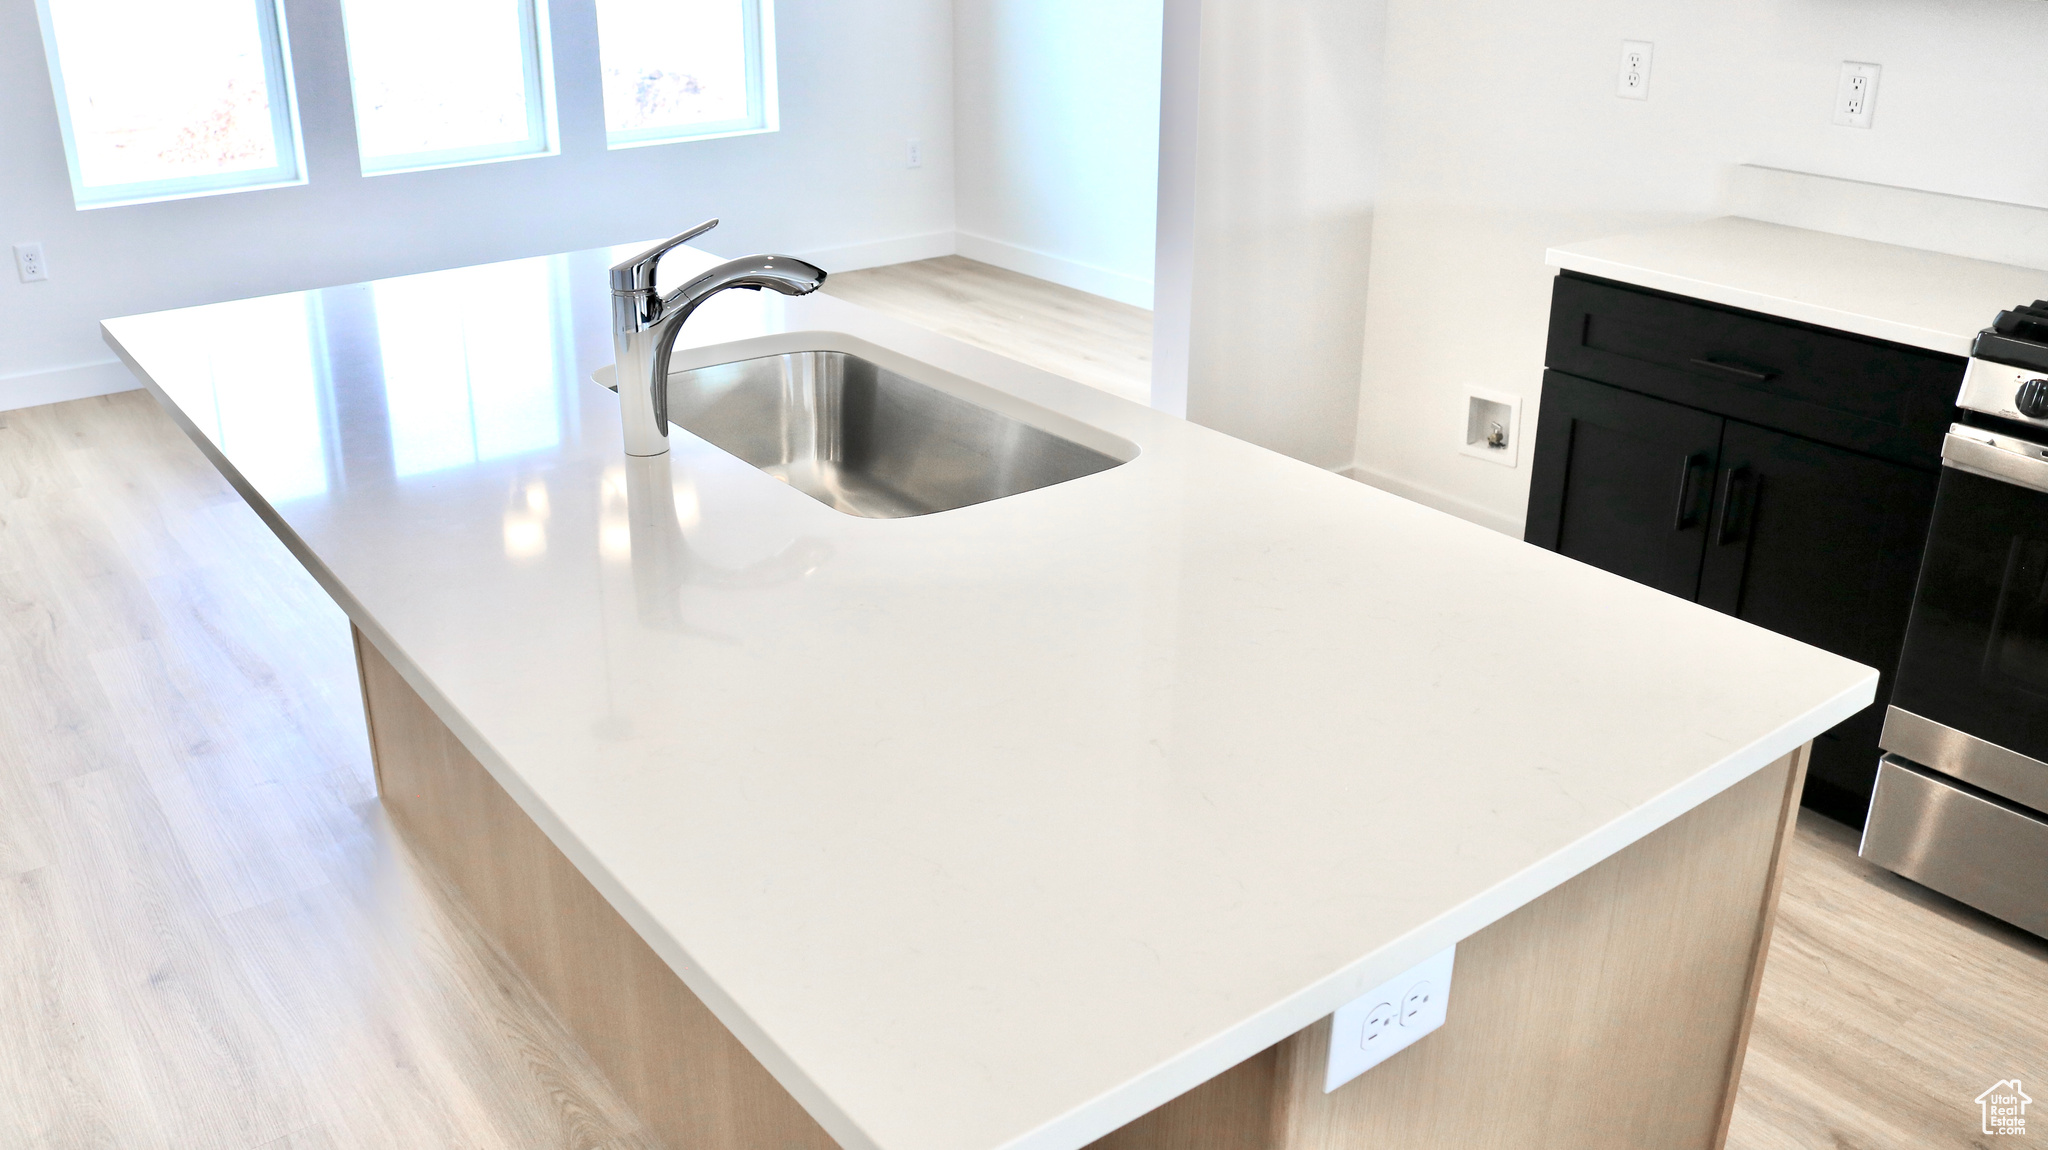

{"left": 1698, "top": 421, "right": 1939, "bottom": 817}
{"left": 1527, "top": 372, "right": 1723, "bottom": 599}
{"left": 1546, "top": 274, "right": 1960, "bottom": 467}
{"left": 1527, "top": 274, "right": 1965, "bottom": 827}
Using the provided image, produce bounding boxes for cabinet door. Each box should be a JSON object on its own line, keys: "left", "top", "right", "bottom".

{"left": 1699, "top": 421, "right": 1940, "bottom": 825}
{"left": 1526, "top": 371, "right": 1725, "bottom": 600}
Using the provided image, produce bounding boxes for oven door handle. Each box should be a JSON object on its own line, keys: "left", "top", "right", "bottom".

{"left": 1944, "top": 426, "right": 2048, "bottom": 495}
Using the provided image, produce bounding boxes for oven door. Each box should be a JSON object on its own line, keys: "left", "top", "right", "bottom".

{"left": 1885, "top": 425, "right": 2048, "bottom": 815}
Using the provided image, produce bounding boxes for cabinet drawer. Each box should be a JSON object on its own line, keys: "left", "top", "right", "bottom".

{"left": 1547, "top": 273, "right": 1964, "bottom": 469}
{"left": 1861, "top": 756, "right": 2048, "bottom": 937}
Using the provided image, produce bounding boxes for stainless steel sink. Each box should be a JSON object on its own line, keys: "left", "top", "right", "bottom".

{"left": 658, "top": 350, "right": 1129, "bottom": 518}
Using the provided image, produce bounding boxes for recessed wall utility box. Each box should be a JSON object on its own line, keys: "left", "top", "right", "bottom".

{"left": 1461, "top": 389, "right": 1521, "bottom": 467}
{"left": 1324, "top": 945, "right": 1456, "bottom": 1093}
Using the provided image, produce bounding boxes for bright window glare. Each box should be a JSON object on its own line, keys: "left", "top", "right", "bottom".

{"left": 376, "top": 264, "right": 563, "bottom": 477}
{"left": 596, "top": 0, "right": 770, "bottom": 147}
{"left": 201, "top": 296, "right": 331, "bottom": 504}
{"left": 341, "top": 0, "right": 555, "bottom": 174}
{"left": 34, "top": 0, "right": 302, "bottom": 207}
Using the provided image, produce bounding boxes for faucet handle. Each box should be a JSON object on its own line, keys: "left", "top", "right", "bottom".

{"left": 609, "top": 219, "right": 719, "bottom": 294}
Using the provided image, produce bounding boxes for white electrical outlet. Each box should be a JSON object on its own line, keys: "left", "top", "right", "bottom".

{"left": 1324, "top": 945, "right": 1456, "bottom": 1093}
{"left": 13, "top": 242, "right": 47, "bottom": 283}
{"left": 1833, "top": 62, "right": 1881, "bottom": 128}
{"left": 906, "top": 139, "right": 923, "bottom": 169}
{"left": 1399, "top": 979, "right": 1437, "bottom": 1025}
{"left": 1617, "top": 40, "right": 1653, "bottom": 100}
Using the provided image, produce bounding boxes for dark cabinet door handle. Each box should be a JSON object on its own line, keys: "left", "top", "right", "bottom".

{"left": 1716, "top": 466, "right": 1758, "bottom": 545}
{"left": 1673, "top": 452, "right": 1711, "bottom": 530}
{"left": 1688, "top": 356, "right": 1775, "bottom": 383}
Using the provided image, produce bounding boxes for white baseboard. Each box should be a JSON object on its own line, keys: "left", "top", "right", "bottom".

{"left": 0, "top": 360, "right": 141, "bottom": 413}
{"left": 954, "top": 232, "right": 1155, "bottom": 309}
{"left": 1341, "top": 464, "right": 1525, "bottom": 538}
{"left": 795, "top": 231, "right": 956, "bottom": 275}
{"left": 789, "top": 229, "right": 1157, "bottom": 309}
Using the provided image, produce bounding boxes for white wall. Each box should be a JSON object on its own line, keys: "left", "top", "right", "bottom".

{"left": 1351, "top": 0, "right": 2048, "bottom": 534}
{"left": 0, "top": 0, "right": 954, "bottom": 409}
{"left": 953, "top": 0, "right": 1163, "bottom": 308}
{"left": 1154, "top": 0, "right": 1385, "bottom": 469}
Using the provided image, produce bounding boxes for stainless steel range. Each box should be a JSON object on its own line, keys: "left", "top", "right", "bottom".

{"left": 1863, "top": 303, "right": 2048, "bottom": 937}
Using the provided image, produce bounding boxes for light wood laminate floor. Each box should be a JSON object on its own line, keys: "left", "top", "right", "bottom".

{"left": 4, "top": 262, "right": 2044, "bottom": 1150}
{"left": 1, "top": 394, "right": 656, "bottom": 1150}
{"left": 820, "top": 256, "right": 1153, "bottom": 404}
{"left": 1727, "top": 814, "right": 2048, "bottom": 1149}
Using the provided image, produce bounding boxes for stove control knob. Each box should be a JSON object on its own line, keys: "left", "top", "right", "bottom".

{"left": 2019, "top": 378, "right": 2048, "bottom": 419}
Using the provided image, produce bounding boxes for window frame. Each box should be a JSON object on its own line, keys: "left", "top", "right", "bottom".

{"left": 339, "top": 0, "right": 561, "bottom": 177}
{"left": 32, "top": 0, "right": 308, "bottom": 210}
{"left": 599, "top": 0, "right": 779, "bottom": 151}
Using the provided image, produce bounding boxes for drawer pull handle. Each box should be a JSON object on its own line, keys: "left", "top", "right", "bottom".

{"left": 1688, "top": 356, "right": 1775, "bottom": 383}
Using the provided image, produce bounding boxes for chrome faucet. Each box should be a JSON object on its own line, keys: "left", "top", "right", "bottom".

{"left": 610, "top": 219, "right": 827, "bottom": 457}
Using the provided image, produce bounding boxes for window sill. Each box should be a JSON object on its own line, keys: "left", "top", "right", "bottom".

{"left": 75, "top": 173, "right": 309, "bottom": 212}
{"left": 605, "top": 124, "right": 779, "bottom": 153}
{"left": 360, "top": 145, "right": 563, "bottom": 179}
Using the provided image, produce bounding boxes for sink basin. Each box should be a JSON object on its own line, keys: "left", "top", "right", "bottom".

{"left": 656, "top": 350, "right": 1131, "bottom": 518}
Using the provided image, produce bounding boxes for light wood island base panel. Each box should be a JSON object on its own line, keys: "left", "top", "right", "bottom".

{"left": 358, "top": 626, "right": 1805, "bottom": 1150}
{"left": 357, "top": 630, "right": 838, "bottom": 1150}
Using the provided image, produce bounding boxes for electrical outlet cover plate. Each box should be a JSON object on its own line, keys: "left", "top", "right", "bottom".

{"left": 1617, "top": 40, "right": 1652, "bottom": 100}
{"left": 1833, "top": 62, "right": 1880, "bottom": 129}
{"left": 1324, "top": 945, "right": 1456, "bottom": 1093}
{"left": 13, "top": 242, "right": 47, "bottom": 283}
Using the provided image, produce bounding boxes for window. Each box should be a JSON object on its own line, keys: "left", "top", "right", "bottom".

{"left": 340, "top": 0, "right": 557, "bottom": 175}
{"left": 596, "top": 0, "right": 774, "bottom": 149}
{"left": 32, "top": 0, "right": 305, "bottom": 209}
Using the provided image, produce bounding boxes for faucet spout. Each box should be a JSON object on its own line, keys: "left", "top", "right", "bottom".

{"left": 611, "top": 225, "right": 826, "bottom": 457}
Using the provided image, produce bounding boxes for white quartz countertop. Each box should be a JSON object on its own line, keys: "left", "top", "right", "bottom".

{"left": 103, "top": 244, "right": 1876, "bottom": 1150}
{"left": 1548, "top": 216, "right": 2048, "bottom": 356}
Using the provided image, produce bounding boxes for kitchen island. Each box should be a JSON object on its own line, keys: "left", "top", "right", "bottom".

{"left": 103, "top": 243, "right": 1875, "bottom": 1150}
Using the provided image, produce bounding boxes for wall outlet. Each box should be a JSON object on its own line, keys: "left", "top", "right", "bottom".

{"left": 1399, "top": 979, "right": 1437, "bottom": 1025}
{"left": 1833, "top": 62, "right": 1880, "bottom": 128}
{"left": 906, "top": 138, "right": 923, "bottom": 169}
{"left": 1461, "top": 388, "right": 1522, "bottom": 467}
{"left": 1617, "top": 40, "right": 1653, "bottom": 100}
{"left": 13, "top": 242, "right": 47, "bottom": 283}
{"left": 1325, "top": 946, "right": 1456, "bottom": 1093}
